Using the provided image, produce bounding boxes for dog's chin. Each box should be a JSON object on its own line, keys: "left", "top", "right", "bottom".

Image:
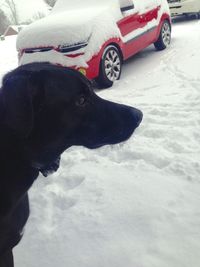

{"left": 85, "top": 143, "right": 107, "bottom": 149}
{"left": 31, "top": 157, "right": 61, "bottom": 177}
{"left": 84, "top": 128, "right": 136, "bottom": 149}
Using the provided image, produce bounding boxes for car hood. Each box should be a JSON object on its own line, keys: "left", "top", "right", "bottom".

{"left": 17, "top": 4, "right": 122, "bottom": 51}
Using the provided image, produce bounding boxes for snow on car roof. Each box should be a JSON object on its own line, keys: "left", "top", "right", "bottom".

{"left": 17, "top": 1, "right": 122, "bottom": 67}
{"left": 52, "top": 0, "right": 117, "bottom": 12}
{"left": 17, "top": 0, "right": 169, "bottom": 68}
{"left": 17, "top": 0, "right": 122, "bottom": 50}
{"left": 16, "top": 0, "right": 124, "bottom": 69}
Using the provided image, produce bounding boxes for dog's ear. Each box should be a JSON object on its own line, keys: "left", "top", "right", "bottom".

{"left": 2, "top": 71, "right": 45, "bottom": 138}
{"left": 2, "top": 74, "right": 33, "bottom": 138}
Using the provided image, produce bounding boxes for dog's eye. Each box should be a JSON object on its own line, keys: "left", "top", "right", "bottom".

{"left": 76, "top": 96, "right": 86, "bottom": 107}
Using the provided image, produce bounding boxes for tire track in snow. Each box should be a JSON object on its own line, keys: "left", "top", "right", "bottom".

{"left": 105, "top": 40, "right": 200, "bottom": 181}
{"left": 138, "top": 27, "right": 200, "bottom": 176}
{"left": 137, "top": 70, "right": 200, "bottom": 182}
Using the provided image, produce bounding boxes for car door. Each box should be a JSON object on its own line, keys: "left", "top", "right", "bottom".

{"left": 142, "top": 0, "right": 160, "bottom": 44}
{"left": 117, "top": 0, "right": 150, "bottom": 59}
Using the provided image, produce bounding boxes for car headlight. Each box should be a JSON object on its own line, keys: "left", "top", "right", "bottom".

{"left": 58, "top": 41, "right": 88, "bottom": 53}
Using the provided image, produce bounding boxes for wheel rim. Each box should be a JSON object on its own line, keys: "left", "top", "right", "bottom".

{"left": 162, "top": 22, "right": 171, "bottom": 47}
{"left": 104, "top": 49, "right": 121, "bottom": 82}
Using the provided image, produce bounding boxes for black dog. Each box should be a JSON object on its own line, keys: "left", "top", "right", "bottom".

{"left": 0, "top": 62, "right": 142, "bottom": 266}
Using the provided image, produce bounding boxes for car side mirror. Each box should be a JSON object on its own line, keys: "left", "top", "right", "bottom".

{"left": 120, "top": 4, "right": 134, "bottom": 12}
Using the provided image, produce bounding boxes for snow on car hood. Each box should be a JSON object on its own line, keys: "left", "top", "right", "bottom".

{"left": 17, "top": 2, "right": 122, "bottom": 51}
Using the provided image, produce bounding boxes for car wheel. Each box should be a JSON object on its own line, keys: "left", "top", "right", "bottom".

{"left": 154, "top": 20, "right": 171, "bottom": 51}
{"left": 96, "top": 45, "right": 122, "bottom": 88}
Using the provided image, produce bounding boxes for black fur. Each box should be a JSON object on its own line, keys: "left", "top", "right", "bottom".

{"left": 0, "top": 62, "right": 142, "bottom": 266}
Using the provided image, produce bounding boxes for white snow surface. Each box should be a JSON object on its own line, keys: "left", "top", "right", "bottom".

{"left": 1, "top": 17, "right": 200, "bottom": 267}
{"left": 16, "top": 0, "right": 122, "bottom": 50}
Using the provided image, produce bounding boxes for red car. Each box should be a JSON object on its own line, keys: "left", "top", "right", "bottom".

{"left": 17, "top": 0, "right": 171, "bottom": 88}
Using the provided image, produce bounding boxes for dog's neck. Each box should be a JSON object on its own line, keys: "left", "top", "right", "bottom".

{"left": 0, "top": 90, "right": 5, "bottom": 122}
{"left": 0, "top": 91, "right": 26, "bottom": 162}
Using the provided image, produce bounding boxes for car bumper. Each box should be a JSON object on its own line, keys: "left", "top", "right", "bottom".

{"left": 19, "top": 49, "right": 101, "bottom": 80}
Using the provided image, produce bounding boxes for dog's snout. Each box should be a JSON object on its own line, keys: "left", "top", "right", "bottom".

{"left": 130, "top": 107, "right": 143, "bottom": 127}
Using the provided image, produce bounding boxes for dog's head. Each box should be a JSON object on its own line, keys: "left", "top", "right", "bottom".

{"left": 2, "top": 62, "right": 142, "bottom": 170}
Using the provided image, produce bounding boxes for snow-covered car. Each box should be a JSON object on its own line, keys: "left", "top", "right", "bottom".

{"left": 167, "top": 0, "right": 200, "bottom": 17}
{"left": 17, "top": 0, "right": 171, "bottom": 88}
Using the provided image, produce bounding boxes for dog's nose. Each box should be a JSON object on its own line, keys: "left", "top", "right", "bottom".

{"left": 131, "top": 107, "right": 143, "bottom": 127}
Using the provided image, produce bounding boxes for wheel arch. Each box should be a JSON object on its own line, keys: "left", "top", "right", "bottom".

{"left": 106, "top": 42, "right": 124, "bottom": 63}
{"left": 95, "top": 41, "right": 123, "bottom": 88}
{"left": 86, "top": 38, "right": 124, "bottom": 80}
{"left": 155, "top": 14, "right": 172, "bottom": 42}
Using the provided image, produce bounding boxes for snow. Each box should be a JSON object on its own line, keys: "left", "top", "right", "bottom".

{"left": 1, "top": 17, "right": 200, "bottom": 267}
{"left": 0, "top": 36, "right": 18, "bottom": 81}
{"left": 52, "top": 0, "right": 119, "bottom": 12}
{"left": 16, "top": 0, "right": 122, "bottom": 50}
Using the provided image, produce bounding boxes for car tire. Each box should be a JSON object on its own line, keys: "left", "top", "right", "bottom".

{"left": 96, "top": 45, "right": 122, "bottom": 88}
{"left": 154, "top": 20, "right": 171, "bottom": 51}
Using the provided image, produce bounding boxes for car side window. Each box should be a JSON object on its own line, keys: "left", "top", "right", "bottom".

{"left": 120, "top": 0, "right": 137, "bottom": 17}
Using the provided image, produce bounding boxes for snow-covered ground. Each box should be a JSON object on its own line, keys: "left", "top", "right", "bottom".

{"left": 0, "top": 17, "right": 200, "bottom": 267}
